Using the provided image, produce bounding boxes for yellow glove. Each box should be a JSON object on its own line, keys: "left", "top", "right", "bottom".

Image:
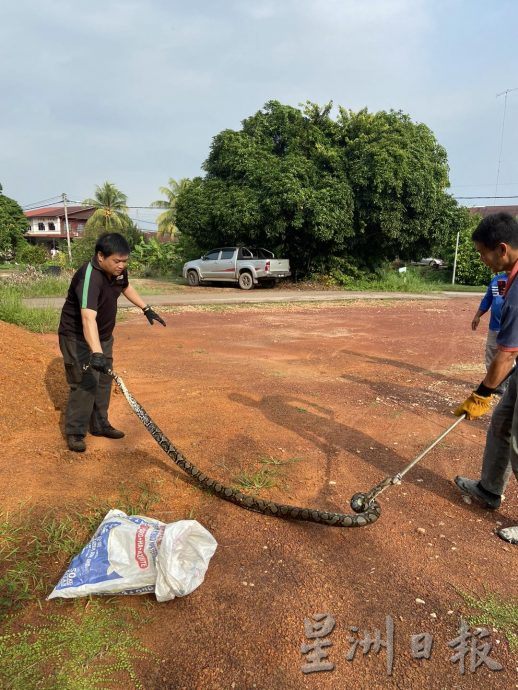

{"left": 454, "top": 392, "right": 493, "bottom": 420}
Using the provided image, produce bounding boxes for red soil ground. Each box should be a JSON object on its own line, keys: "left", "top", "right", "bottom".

{"left": 1, "top": 296, "right": 517, "bottom": 689}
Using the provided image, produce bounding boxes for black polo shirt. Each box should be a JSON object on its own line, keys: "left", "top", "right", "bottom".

{"left": 58, "top": 257, "right": 129, "bottom": 341}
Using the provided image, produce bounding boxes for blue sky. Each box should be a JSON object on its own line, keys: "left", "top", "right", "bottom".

{"left": 1, "top": 0, "right": 517, "bottom": 227}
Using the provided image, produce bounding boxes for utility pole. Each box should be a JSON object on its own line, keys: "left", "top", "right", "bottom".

{"left": 452, "top": 231, "right": 460, "bottom": 285}
{"left": 62, "top": 192, "right": 72, "bottom": 262}
{"left": 495, "top": 87, "right": 518, "bottom": 198}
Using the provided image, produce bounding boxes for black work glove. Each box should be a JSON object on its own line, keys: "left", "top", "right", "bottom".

{"left": 89, "top": 352, "right": 110, "bottom": 374}
{"left": 143, "top": 305, "right": 166, "bottom": 326}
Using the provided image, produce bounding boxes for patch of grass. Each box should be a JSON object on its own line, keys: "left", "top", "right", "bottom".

{"left": 0, "top": 482, "right": 162, "bottom": 688}
{"left": 0, "top": 602, "right": 153, "bottom": 690}
{"left": 75, "top": 480, "right": 161, "bottom": 535}
{"left": 0, "top": 481, "right": 161, "bottom": 615}
{"left": 33, "top": 514, "right": 86, "bottom": 560}
{"left": 0, "top": 286, "right": 59, "bottom": 332}
{"left": 0, "top": 268, "right": 71, "bottom": 332}
{"left": 234, "top": 467, "right": 276, "bottom": 492}
{"left": 332, "top": 267, "right": 485, "bottom": 294}
{"left": 459, "top": 590, "right": 518, "bottom": 651}
{"left": 0, "top": 509, "right": 42, "bottom": 612}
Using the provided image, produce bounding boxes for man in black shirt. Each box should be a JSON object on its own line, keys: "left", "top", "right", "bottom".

{"left": 58, "top": 233, "right": 165, "bottom": 452}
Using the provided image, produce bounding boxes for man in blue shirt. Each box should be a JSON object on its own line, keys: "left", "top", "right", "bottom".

{"left": 471, "top": 272, "right": 508, "bottom": 393}
{"left": 454, "top": 212, "right": 518, "bottom": 545}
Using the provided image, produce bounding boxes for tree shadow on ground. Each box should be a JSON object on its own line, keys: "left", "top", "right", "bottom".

{"left": 229, "top": 391, "right": 460, "bottom": 506}
{"left": 338, "top": 349, "right": 478, "bottom": 388}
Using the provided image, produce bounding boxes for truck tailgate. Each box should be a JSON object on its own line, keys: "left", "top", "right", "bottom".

{"left": 268, "top": 259, "right": 290, "bottom": 276}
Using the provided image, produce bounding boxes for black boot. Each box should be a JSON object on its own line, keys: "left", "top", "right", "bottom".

{"left": 91, "top": 425, "right": 125, "bottom": 439}
{"left": 67, "top": 435, "right": 86, "bottom": 452}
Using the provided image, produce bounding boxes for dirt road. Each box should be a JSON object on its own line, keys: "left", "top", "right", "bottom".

{"left": 1, "top": 295, "right": 515, "bottom": 689}
{"left": 22, "top": 286, "right": 483, "bottom": 309}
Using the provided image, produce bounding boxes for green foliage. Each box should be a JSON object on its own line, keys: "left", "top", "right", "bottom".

{"left": 0, "top": 482, "right": 161, "bottom": 617}
{"left": 150, "top": 177, "right": 192, "bottom": 238}
{"left": 83, "top": 181, "right": 130, "bottom": 233}
{"left": 233, "top": 467, "right": 276, "bottom": 492}
{"left": 14, "top": 241, "right": 48, "bottom": 265}
{"left": 0, "top": 285, "right": 59, "bottom": 332}
{"left": 0, "top": 603, "right": 152, "bottom": 689}
{"left": 1, "top": 266, "right": 72, "bottom": 295}
{"left": 337, "top": 107, "right": 455, "bottom": 266}
{"left": 460, "top": 589, "right": 518, "bottom": 651}
{"left": 0, "top": 191, "right": 27, "bottom": 260}
{"left": 452, "top": 212, "right": 492, "bottom": 286}
{"left": 176, "top": 100, "right": 468, "bottom": 277}
{"left": 174, "top": 231, "right": 203, "bottom": 264}
{"left": 70, "top": 234, "right": 96, "bottom": 267}
{"left": 71, "top": 219, "right": 144, "bottom": 268}
{"left": 129, "top": 237, "right": 182, "bottom": 276}
{"left": 0, "top": 267, "right": 74, "bottom": 332}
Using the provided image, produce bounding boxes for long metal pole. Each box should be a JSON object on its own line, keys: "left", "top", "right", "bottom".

{"left": 452, "top": 231, "right": 460, "bottom": 285}
{"left": 397, "top": 414, "right": 466, "bottom": 480}
{"left": 62, "top": 192, "right": 72, "bottom": 262}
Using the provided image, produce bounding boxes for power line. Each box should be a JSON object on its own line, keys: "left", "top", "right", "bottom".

{"left": 128, "top": 216, "right": 157, "bottom": 226}
{"left": 68, "top": 200, "right": 162, "bottom": 210}
{"left": 22, "top": 195, "right": 62, "bottom": 210}
{"left": 23, "top": 200, "right": 71, "bottom": 211}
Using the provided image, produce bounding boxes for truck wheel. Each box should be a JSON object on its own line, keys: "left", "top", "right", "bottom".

{"left": 262, "top": 279, "right": 276, "bottom": 289}
{"left": 238, "top": 271, "right": 254, "bottom": 290}
{"left": 187, "top": 270, "right": 200, "bottom": 287}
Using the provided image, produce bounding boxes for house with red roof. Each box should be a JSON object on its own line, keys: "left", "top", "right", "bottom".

{"left": 24, "top": 206, "right": 95, "bottom": 249}
{"left": 469, "top": 205, "right": 518, "bottom": 218}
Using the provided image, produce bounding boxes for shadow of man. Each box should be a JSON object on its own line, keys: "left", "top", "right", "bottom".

{"left": 44, "top": 356, "right": 69, "bottom": 440}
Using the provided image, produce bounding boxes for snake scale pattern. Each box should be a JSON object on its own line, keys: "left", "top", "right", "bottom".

{"left": 112, "top": 371, "right": 381, "bottom": 528}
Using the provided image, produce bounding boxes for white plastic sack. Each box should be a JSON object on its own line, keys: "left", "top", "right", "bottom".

{"left": 47, "top": 509, "right": 217, "bottom": 601}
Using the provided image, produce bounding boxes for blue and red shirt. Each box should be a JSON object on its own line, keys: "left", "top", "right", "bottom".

{"left": 479, "top": 273, "right": 507, "bottom": 331}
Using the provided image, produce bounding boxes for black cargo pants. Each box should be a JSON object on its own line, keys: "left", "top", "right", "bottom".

{"left": 59, "top": 335, "right": 114, "bottom": 437}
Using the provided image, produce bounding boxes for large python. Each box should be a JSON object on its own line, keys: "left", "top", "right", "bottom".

{"left": 110, "top": 370, "right": 386, "bottom": 528}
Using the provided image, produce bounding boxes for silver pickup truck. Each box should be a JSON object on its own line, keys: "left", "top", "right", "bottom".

{"left": 182, "top": 246, "right": 291, "bottom": 290}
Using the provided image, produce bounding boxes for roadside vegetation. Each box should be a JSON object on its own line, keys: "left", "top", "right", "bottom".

{"left": 0, "top": 262, "right": 486, "bottom": 334}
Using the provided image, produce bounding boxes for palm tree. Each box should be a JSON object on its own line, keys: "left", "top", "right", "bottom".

{"left": 84, "top": 182, "right": 129, "bottom": 233}
{"left": 150, "top": 178, "right": 191, "bottom": 239}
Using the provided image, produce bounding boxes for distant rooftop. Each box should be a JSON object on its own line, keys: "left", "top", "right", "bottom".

{"left": 469, "top": 205, "right": 518, "bottom": 217}
{"left": 24, "top": 206, "right": 94, "bottom": 218}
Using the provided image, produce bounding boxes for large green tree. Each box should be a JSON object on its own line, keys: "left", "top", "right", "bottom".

{"left": 176, "top": 100, "right": 467, "bottom": 276}
{"left": 337, "top": 108, "right": 453, "bottom": 266}
{"left": 177, "top": 101, "right": 355, "bottom": 275}
{"left": 0, "top": 187, "right": 27, "bottom": 260}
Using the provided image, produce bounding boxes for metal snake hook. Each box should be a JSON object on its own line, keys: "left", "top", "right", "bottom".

{"left": 349, "top": 415, "right": 466, "bottom": 513}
